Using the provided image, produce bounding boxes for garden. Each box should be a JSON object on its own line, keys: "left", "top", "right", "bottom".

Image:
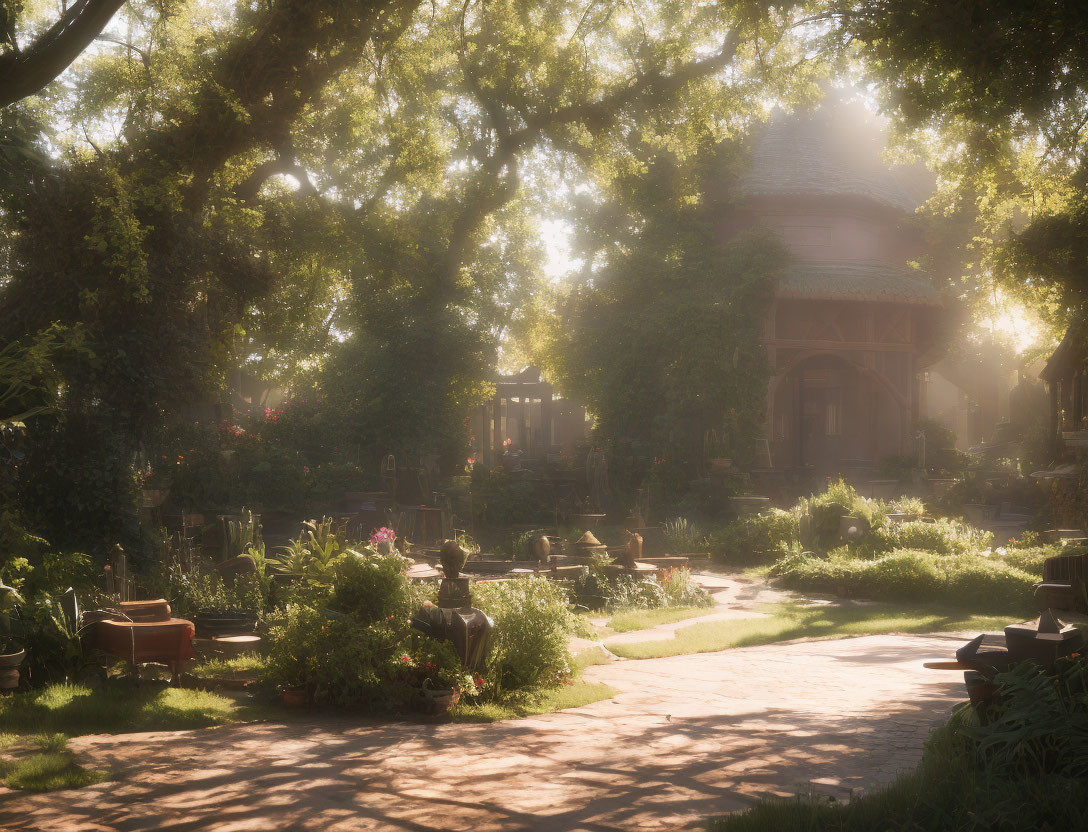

{"left": 5, "top": 0, "right": 1088, "bottom": 829}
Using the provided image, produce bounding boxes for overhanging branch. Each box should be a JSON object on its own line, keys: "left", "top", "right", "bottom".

{"left": 0, "top": 0, "right": 127, "bottom": 108}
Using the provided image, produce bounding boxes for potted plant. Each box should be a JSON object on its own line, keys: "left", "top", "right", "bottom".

{"left": 414, "top": 673, "right": 478, "bottom": 716}
{"left": 0, "top": 580, "right": 26, "bottom": 690}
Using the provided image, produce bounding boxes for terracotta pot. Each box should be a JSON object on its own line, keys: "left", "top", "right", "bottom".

{"left": 280, "top": 687, "right": 309, "bottom": 707}
{"left": 0, "top": 649, "right": 26, "bottom": 690}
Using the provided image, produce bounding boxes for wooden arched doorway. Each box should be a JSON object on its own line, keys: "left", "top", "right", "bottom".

{"left": 770, "top": 353, "right": 905, "bottom": 476}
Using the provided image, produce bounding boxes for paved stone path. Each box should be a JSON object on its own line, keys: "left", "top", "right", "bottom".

{"left": 0, "top": 632, "right": 967, "bottom": 832}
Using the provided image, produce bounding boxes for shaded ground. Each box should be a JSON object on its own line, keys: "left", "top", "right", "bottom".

{"left": 0, "top": 632, "right": 966, "bottom": 831}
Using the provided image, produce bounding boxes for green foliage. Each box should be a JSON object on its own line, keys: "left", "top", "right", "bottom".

{"left": 472, "top": 576, "right": 580, "bottom": 703}
{"left": 540, "top": 157, "right": 789, "bottom": 503}
{"left": 865, "top": 518, "right": 993, "bottom": 558}
{"left": 263, "top": 547, "right": 578, "bottom": 708}
{"left": 998, "top": 544, "right": 1065, "bottom": 576}
{"left": 707, "top": 509, "right": 801, "bottom": 566}
{"left": 570, "top": 554, "right": 712, "bottom": 612}
{"left": 967, "top": 654, "right": 1088, "bottom": 778}
{"left": 663, "top": 517, "right": 705, "bottom": 553}
{"left": 771, "top": 549, "right": 1037, "bottom": 612}
{"left": 263, "top": 603, "right": 420, "bottom": 708}
{"left": 328, "top": 552, "right": 414, "bottom": 622}
{"left": 152, "top": 555, "right": 269, "bottom": 621}
{"left": 470, "top": 468, "right": 553, "bottom": 528}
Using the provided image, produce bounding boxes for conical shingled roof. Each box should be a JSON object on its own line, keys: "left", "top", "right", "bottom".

{"left": 778, "top": 261, "right": 940, "bottom": 305}
{"left": 740, "top": 98, "right": 928, "bottom": 214}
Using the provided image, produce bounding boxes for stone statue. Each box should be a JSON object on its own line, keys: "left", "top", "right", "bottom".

{"left": 414, "top": 540, "right": 492, "bottom": 671}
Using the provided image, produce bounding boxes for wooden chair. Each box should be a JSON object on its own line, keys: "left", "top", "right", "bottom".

{"left": 1035, "top": 550, "right": 1088, "bottom": 612}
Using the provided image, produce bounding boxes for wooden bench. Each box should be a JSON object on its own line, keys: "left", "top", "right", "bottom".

{"left": 1035, "top": 550, "right": 1088, "bottom": 612}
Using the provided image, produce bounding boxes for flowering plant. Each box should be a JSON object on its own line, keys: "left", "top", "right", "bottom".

{"left": 369, "top": 527, "right": 397, "bottom": 548}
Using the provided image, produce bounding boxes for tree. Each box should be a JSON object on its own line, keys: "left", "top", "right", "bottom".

{"left": 0, "top": 0, "right": 838, "bottom": 548}
{"left": 535, "top": 146, "right": 787, "bottom": 509}
{"left": 842, "top": 1, "right": 1088, "bottom": 325}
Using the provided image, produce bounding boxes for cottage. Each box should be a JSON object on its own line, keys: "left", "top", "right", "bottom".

{"left": 720, "top": 98, "right": 943, "bottom": 478}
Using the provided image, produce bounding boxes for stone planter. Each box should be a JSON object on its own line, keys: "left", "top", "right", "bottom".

{"left": 194, "top": 610, "right": 258, "bottom": 639}
{"left": 415, "top": 687, "right": 461, "bottom": 715}
{"left": 729, "top": 496, "right": 770, "bottom": 516}
{"left": 572, "top": 513, "right": 606, "bottom": 529}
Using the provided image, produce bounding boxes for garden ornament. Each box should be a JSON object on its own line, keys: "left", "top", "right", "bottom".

{"left": 438, "top": 540, "right": 472, "bottom": 609}
{"left": 411, "top": 603, "right": 493, "bottom": 672}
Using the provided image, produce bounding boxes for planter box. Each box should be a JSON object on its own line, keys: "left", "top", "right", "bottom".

{"left": 864, "top": 480, "right": 900, "bottom": 500}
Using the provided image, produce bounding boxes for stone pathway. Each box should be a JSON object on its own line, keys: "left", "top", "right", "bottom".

{"left": 0, "top": 632, "right": 968, "bottom": 832}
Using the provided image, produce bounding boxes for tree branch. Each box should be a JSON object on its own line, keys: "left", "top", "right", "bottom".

{"left": 440, "top": 29, "right": 743, "bottom": 282}
{"left": 235, "top": 151, "right": 320, "bottom": 202}
{"left": 0, "top": 0, "right": 127, "bottom": 108}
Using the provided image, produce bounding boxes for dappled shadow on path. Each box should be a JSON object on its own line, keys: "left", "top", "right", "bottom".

{"left": 0, "top": 683, "right": 962, "bottom": 832}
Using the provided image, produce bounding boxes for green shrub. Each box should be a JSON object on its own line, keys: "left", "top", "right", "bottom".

{"left": 865, "top": 518, "right": 993, "bottom": 557}
{"left": 998, "top": 544, "right": 1067, "bottom": 576}
{"left": 263, "top": 603, "right": 415, "bottom": 707}
{"left": 707, "top": 509, "right": 800, "bottom": 566}
{"left": 662, "top": 517, "right": 705, "bottom": 552}
{"left": 773, "top": 548, "right": 1036, "bottom": 612}
{"left": 473, "top": 576, "right": 579, "bottom": 703}
{"left": 941, "top": 554, "right": 1039, "bottom": 611}
{"left": 265, "top": 560, "right": 581, "bottom": 708}
{"left": 328, "top": 552, "right": 414, "bottom": 621}
{"left": 569, "top": 555, "right": 711, "bottom": 611}
{"left": 470, "top": 468, "right": 552, "bottom": 527}
{"left": 152, "top": 559, "right": 268, "bottom": 619}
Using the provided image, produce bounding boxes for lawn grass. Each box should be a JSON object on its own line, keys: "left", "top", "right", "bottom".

{"left": 1, "top": 748, "right": 108, "bottom": 792}
{"left": 451, "top": 680, "right": 616, "bottom": 722}
{"left": 607, "top": 605, "right": 717, "bottom": 633}
{"left": 0, "top": 733, "right": 107, "bottom": 793}
{"left": 190, "top": 654, "right": 267, "bottom": 680}
{"left": 608, "top": 601, "right": 1016, "bottom": 660}
{"left": 0, "top": 682, "right": 269, "bottom": 738}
